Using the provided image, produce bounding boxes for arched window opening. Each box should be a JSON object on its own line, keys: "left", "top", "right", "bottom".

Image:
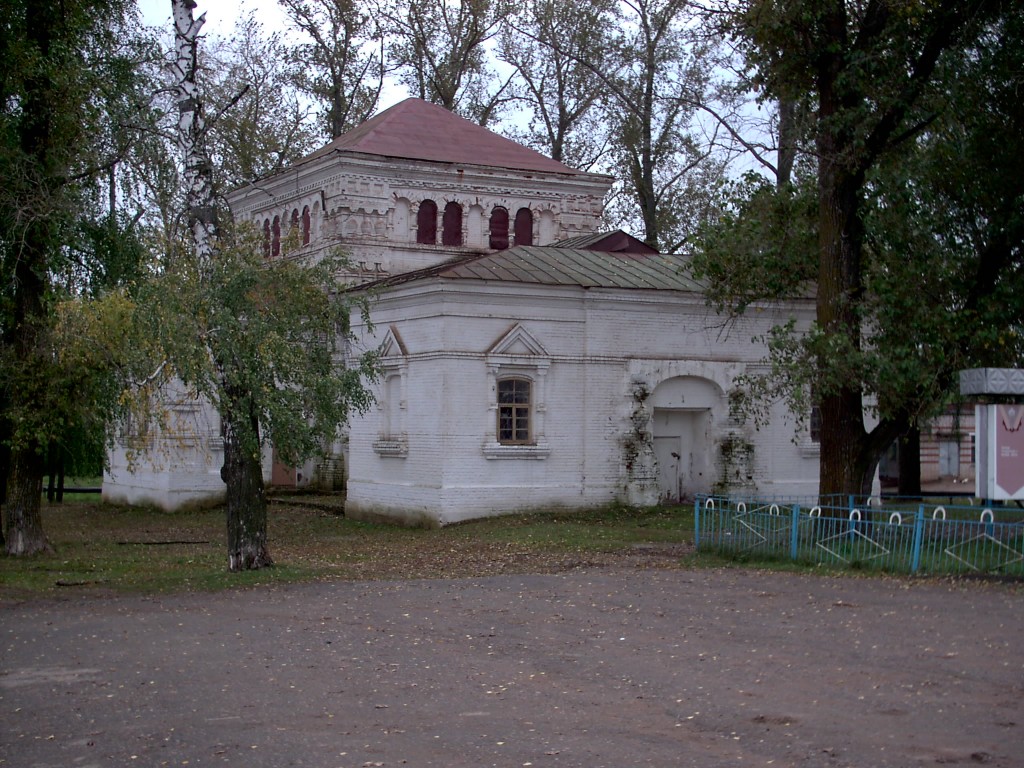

{"left": 289, "top": 209, "right": 299, "bottom": 251}
{"left": 497, "top": 377, "right": 532, "bottom": 444}
{"left": 514, "top": 207, "right": 533, "bottom": 246}
{"left": 539, "top": 209, "right": 556, "bottom": 244}
{"left": 271, "top": 215, "right": 281, "bottom": 258}
{"left": 442, "top": 201, "right": 463, "bottom": 246}
{"left": 417, "top": 199, "right": 437, "bottom": 244}
{"left": 489, "top": 206, "right": 509, "bottom": 250}
{"left": 301, "top": 206, "right": 311, "bottom": 245}
{"left": 262, "top": 219, "right": 271, "bottom": 259}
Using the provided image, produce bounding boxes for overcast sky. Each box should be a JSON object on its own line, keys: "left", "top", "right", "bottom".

{"left": 138, "top": 0, "right": 287, "bottom": 34}
{"left": 137, "top": 0, "right": 409, "bottom": 116}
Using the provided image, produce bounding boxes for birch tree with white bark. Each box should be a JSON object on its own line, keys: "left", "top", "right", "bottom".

{"left": 163, "top": 0, "right": 375, "bottom": 571}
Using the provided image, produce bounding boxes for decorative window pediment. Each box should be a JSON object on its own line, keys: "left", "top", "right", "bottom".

{"left": 374, "top": 325, "right": 409, "bottom": 457}
{"left": 379, "top": 324, "right": 409, "bottom": 359}
{"left": 487, "top": 323, "right": 549, "bottom": 359}
{"left": 483, "top": 324, "right": 550, "bottom": 460}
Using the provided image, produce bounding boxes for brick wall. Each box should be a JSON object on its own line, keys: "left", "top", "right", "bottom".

{"left": 346, "top": 282, "right": 821, "bottom": 524}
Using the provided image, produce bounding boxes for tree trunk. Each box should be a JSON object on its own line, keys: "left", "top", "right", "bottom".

{"left": 56, "top": 454, "right": 65, "bottom": 504}
{"left": 172, "top": 0, "right": 217, "bottom": 261}
{"left": 4, "top": 444, "right": 51, "bottom": 555}
{"left": 815, "top": 166, "right": 873, "bottom": 499}
{"left": 776, "top": 99, "right": 796, "bottom": 188}
{"left": 808, "top": 0, "right": 980, "bottom": 502}
{"left": 222, "top": 402, "right": 272, "bottom": 572}
{"left": 4, "top": 2, "right": 57, "bottom": 555}
{"left": 817, "top": 389, "right": 876, "bottom": 500}
{"left": 0, "top": 432, "right": 8, "bottom": 548}
{"left": 814, "top": 9, "right": 874, "bottom": 501}
{"left": 897, "top": 427, "right": 922, "bottom": 497}
{"left": 0, "top": 426, "right": 9, "bottom": 508}
{"left": 173, "top": 0, "right": 273, "bottom": 571}
{"left": 46, "top": 440, "right": 57, "bottom": 502}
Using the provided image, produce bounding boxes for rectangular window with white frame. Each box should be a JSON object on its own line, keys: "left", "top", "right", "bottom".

{"left": 497, "top": 377, "right": 532, "bottom": 444}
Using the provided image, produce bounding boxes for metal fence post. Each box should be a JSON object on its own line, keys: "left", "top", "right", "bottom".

{"left": 911, "top": 505, "right": 925, "bottom": 573}
{"left": 790, "top": 504, "right": 800, "bottom": 561}
{"left": 694, "top": 496, "right": 701, "bottom": 549}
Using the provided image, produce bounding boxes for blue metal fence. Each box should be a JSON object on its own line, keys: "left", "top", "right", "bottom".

{"left": 695, "top": 495, "right": 1024, "bottom": 576}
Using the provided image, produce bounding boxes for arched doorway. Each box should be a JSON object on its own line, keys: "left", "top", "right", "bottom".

{"left": 650, "top": 376, "right": 723, "bottom": 502}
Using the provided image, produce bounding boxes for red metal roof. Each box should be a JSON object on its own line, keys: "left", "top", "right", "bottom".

{"left": 304, "top": 98, "right": 579, "bottom": 175}
{"left": 552, "top": 230, "right": 659, "bottom": 255}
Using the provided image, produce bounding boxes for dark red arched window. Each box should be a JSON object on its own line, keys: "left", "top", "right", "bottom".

{"left": 272, "top": 215, "right": 281, "bottom": 258}
{"left": 262, "top": 219, "right": 271, "bottom": 259}
{"left": 301, "top": 206, "right": 311, "bottom": 245}
{"left": 489, "top": 206, "right": 509, "bottom": 250}
{"left": 417, "top": 199, "right": 438, "bottom": 244}
{"left": 514, "top": 207, "right": 533, "bottom": 246}
{"left": 442, "top": 201, "right": 463, "bottom": 246}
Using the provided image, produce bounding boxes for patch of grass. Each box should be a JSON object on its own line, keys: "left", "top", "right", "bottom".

{"left": 450, "top": 503, "right": 694, "bottom": 549}
{"left": 0, "top": 500, "right": 698, "bottom": 600}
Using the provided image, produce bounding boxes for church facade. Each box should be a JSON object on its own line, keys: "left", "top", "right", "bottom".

{"left": 105, "top": 99, "right": 820, "bottom": 521}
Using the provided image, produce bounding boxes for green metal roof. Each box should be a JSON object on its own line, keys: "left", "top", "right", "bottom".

{"left": 362, "top": 246, "right": 703, "bottom": 293}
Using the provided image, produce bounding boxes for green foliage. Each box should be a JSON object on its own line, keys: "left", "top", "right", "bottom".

{"left": 135, "top": 227, "right": 378, "bottom": 467}
{"left": 735, "top": 0, "right": 964, "bottom": 126}
{"left": 696, "top": 1, "right": 1021, "bottom": 480}
{"left": 0, "top": 0, "right": 146, "bottom": 310}
{"left": 70, "top": 214, "right": 151, "bottom": 295}
{"left": 0, "top": 0, "right": 155, "bottom": 478}
{"left": 864, "top": 9, "right": 1024, "bottom": 377}
{"left": 47, "top": 289, "right": 148, "bottom": 462}
{"left": 689, "top": 172, "right": 817, "bottom": 313}
{"left": 857, "top": 8, "right": 1024, "bottom": 421}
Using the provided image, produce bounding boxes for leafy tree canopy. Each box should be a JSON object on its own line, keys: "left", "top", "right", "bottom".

{"left": 691, "top": 3, "right": 1023, "bottom": 471}
{"left": 134, "top": 227, "right": 377, "bottom": 472}
{"left": 1, "top": 0, "right": 157, "bottom": 552}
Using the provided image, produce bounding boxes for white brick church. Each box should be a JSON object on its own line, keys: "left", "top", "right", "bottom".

{"left": 104, "top": 99, "right": 819, "bottom": 523}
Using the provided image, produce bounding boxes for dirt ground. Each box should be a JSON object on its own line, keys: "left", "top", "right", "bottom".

{"left": 1, "top": 566, "right": 1021, "bottom": 768}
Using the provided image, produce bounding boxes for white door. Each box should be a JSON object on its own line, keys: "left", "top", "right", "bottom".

{"left": 652, "top": 408, "right": 711, "bottom": 501}
{"left": 939, "top": 440, "right": 960, "bottom": 478}
{"left": 654, "top": 435, "right": 682, "bottom": 502}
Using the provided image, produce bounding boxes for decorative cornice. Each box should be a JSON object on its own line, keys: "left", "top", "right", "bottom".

{"left": 960, "top": 368, "right": 1024, "bottom": 396}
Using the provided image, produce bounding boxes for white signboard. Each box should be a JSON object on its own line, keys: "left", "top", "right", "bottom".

{"left": 976, "top": 404, "right": 1024, "bottom": 500}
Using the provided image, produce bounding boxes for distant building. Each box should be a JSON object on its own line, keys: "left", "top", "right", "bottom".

{"left": 879, "top": 404, "right": 977, "bottom": 491}
{"left": 105, "top": 99, "right": 821, "bottom": 521}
